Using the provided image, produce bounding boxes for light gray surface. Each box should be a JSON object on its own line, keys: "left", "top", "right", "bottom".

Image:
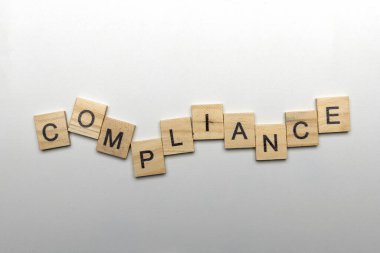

{"left": 1, "top": 0, "right": 380, "bottom": 252}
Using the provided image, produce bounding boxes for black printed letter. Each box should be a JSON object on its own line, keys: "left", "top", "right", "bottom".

{"left": 263, "top": 134, "right": 278, "bottom": 152}
{"left": 293, "top": 121, "right": 309, "bottom": 139}
{"left": 326, "top": 106, "right": 340, "bottom": 124}
{"left": 170, "top": 129, "right": 183, "bottom": 147}
{"left": 78, "top": 110, "right": 95, "bottom": 128}
{"left": 232, "top": 122, "right": 248, "bottom": 140}
{"left": 205, "top": 114, "right": 209, "bottom": 132}
{"left": 42, "top": 123, "right": 58, "bottom": 142}
{"left": 140, "top": 150, "right": 154, "bottom": 169}
{"left": 103, "top": 129, "right": 123, "bottom": 149}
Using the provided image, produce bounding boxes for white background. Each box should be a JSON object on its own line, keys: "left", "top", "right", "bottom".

{"left": 1, "top": 0, "right": 380, "bottom": 252}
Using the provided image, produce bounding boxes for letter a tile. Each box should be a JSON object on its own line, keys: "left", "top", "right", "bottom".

{"left": 224, "top": 113, "right": 256, "bottom": 149}
{"left": 68, "top": 97, "right": 108, "bottom": 139}
{"left": 96, "top": 117, "right": 136, "bottom": 159}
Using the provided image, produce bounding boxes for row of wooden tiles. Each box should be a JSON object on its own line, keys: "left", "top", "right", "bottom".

{"left": 34, "top": 96, "right": 350, "bottom": 177}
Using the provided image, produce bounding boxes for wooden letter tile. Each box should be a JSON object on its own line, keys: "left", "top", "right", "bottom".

{"left": 191, "top": 104, "right": 224, "bottom": 140}
{"left": 285, "top": 110, "right": 319, "bottom": 147}
{"left": 68, "top": 97, "right": 108, "bottom": 139}
{"left": 224, "top": 113, "right": 256, "bottom": 149}
{"left": 131, "top": 139, "right": 166, "bottom": 177}
{"left": 255, "top": 124, "right": 287, "bottom": 160}
{"left": 34, "top": 111, "right": 71, "bottom": 150}
{"left": 96, "top": 117, "right": 136, "bottom": 159}
{"left": 160, "top": 117, "right": 194, "bottom": 155}
{"left": 316, "top": 96, "right": 350, "bottom": 133}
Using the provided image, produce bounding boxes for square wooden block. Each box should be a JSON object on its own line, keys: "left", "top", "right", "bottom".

{"left": 68, "top": 97, "right": 108, "bottom": 139}
{"left": 191, "top": 104, "right": 224, "bottom": 140}
{"left": 224, "top": 113, "right": 256, "bottom": 149}
{"left": 255, "top": 124, "right": 287, "bottom": 160}
{"left": 316, "top": 96, "right": 350, "bottom": 133}
{"left": 131, "top": 139, "right": 166, "bottom": 177}
{"left": 285, "top": 110, "right": 319, "bottom": 147}
{"left": 96, "top": 117, "right": 136, "bottom": 159}
{"left": 34, "top": 111, "right": 71, "bottom": 150}
{"left": 160, "top": 117, "right": 194, "bottom": 155}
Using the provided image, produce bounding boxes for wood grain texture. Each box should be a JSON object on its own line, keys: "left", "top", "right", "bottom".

{"left": 285, "top": 110, "right": 319, "bottom": 147}
{"left": 160, "top": 117, "right": 194, "bottom": 155}
{"left": 34, "top": 111, "right": 71, "bottom": 150}
{"left": 255, "top": 124, "right": 287, "bottom": 160}
{"left": 131, "top": 139, "right": 166, "bottom": 177}
{"left": 316, "top": 96, "right": 350, "bottom": 133}
{"left": 224, "top": 113, "right": 256, "bottom": 149}
{"left": 96, "top": 117, "right": 135, "bottom": 159}
{"left": 68, "top": 97, "right": 108, "bottom": 139}
{"left": 191, "top": 104, "right": 224, "bottom": 140}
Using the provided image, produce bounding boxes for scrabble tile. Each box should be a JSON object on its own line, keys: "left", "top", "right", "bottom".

{"left": 224, "top": 113, "right": 256, "bottom": 149}
{"left": 96, "top": 117, "right": 136, "bottom": 159}
{"left": 285, "top": 110, "right": 319, "bottom": 147}
{"left": 191, "top": 104, "right": 224, "bottom": 140}
{"left": 131, "top": 139, "right": 166, "bottom": 177}
{"left": 160, "top": 117, "right": 195, "bottom": 155}
{"left": 255, "top": 124, "right": 287, "bottom": 160}
{"left": 34, "top": 111, "right": 71, "bottom": 150}
{"left": 316, "top": 96, "right": 350, "bottom": 133}
{"left": 68, "top": 97, "right": 108, "bottom": 139}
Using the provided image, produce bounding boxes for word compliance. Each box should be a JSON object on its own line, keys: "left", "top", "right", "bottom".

{"left": 34, "top": 96, "right": 351, "bottom": 177}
